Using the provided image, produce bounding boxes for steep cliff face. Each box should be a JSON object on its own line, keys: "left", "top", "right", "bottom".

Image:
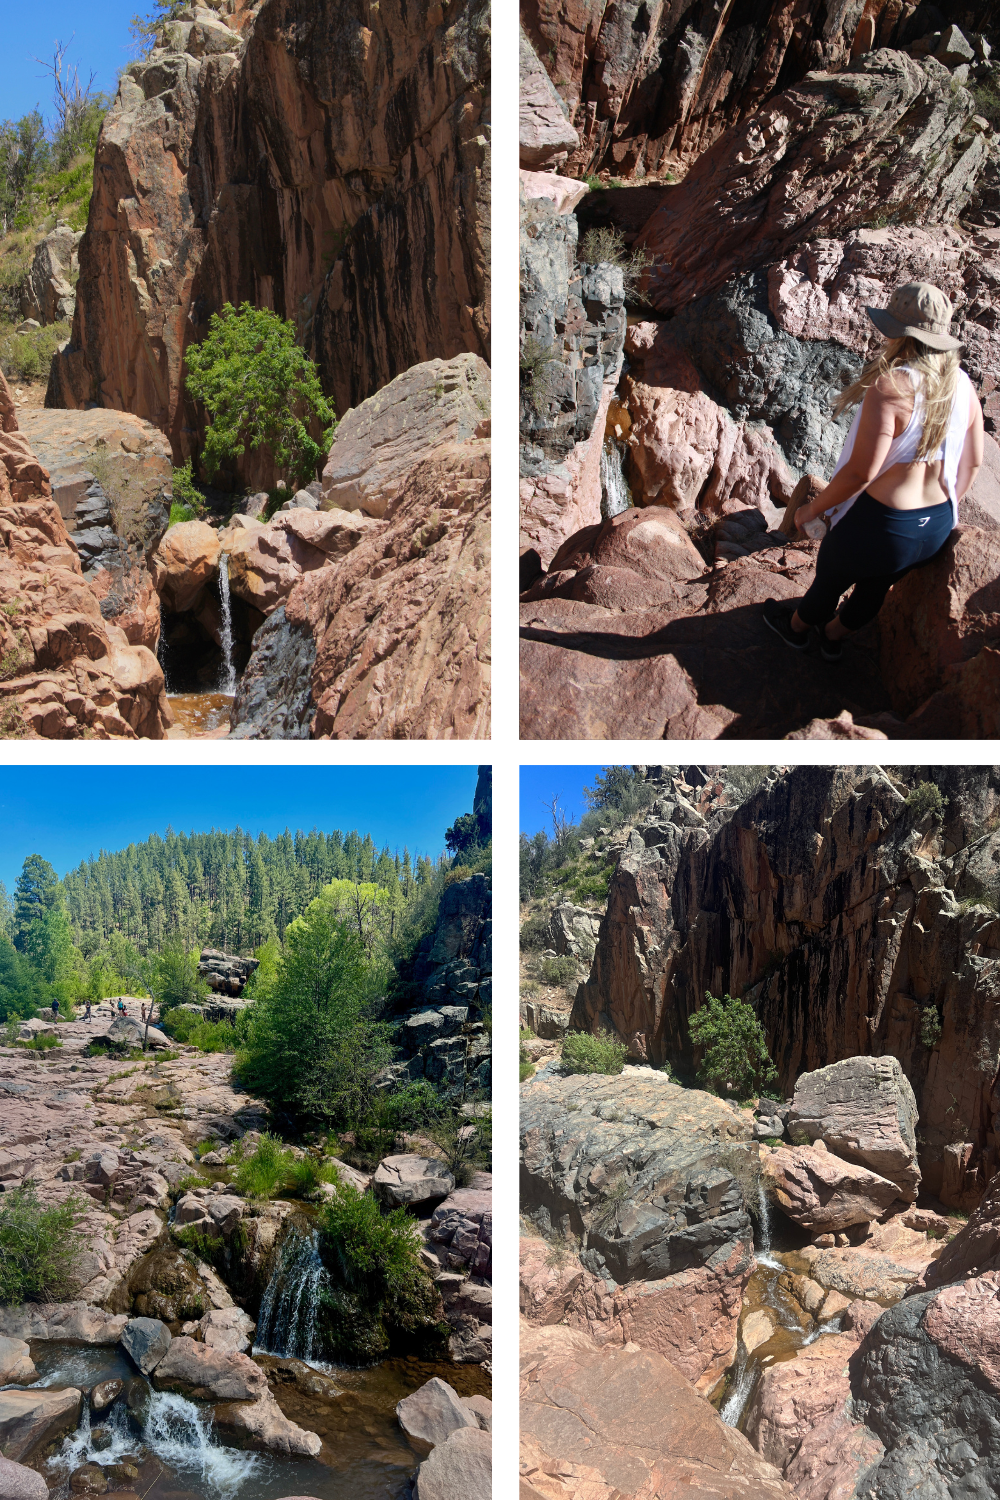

{"left": 50, "top": 0, "right": 490, "bottom": 469}
{"left": 521, "top": 0, "right": 998, "bottom": 180}
{"left": 572, "top": 765, "right": 1000, "bottom": 1205}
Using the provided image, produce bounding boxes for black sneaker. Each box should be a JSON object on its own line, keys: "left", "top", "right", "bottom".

{"left": 763, "top": 598, "right": 810, "bottom": 651}
{"left": 819, "top": 632, "right": 843, "bottom": 662}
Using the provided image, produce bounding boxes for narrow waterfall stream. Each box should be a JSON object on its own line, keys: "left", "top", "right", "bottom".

{"left": 217, "top": 553, "right": 237, "bottom": 694}
{"left": 717, "top": 1180, "right": 845, "bottom": 1431}
{"left": 600, "top": 439, "right": 632, "bottom": 518}
{"left": 254, "top": 1227, "right": 330, "bottom": 1367}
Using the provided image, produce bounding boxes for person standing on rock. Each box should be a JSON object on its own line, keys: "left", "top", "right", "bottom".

{"left": 763, "top": 283, "right": 984, "bottom": 661}
{"left": 85, "top": 999, "right": 91, "bottom": 1024}
{"left": 51, "top": 997, "right": 58, "bottom": 1020}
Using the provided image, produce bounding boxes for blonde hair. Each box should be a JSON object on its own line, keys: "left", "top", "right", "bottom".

{"left": 834, "top": 336, "right": 959, "bottom": 461}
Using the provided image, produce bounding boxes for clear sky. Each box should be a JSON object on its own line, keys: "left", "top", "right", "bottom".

{"left": 0, "top": 765, "right": 481, "bottom": 892}
{"left": 520, "top": 766, "right": 604, "bottom": 839}
{"left": 2, "top": 1, "right": 138, "bottom": 126}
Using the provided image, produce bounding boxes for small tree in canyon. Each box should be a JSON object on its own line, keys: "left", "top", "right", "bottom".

{"left": 184, "top": 303, "right": 336, "bottom": 490}
{"left": 689, "top": 991, "right": 778, "bottom": 1102}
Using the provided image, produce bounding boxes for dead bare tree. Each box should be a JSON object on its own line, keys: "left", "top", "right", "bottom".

{"left": 32, "top": 38, "right": 101, "bottom": 166}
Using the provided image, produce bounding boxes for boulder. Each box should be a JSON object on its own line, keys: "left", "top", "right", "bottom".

{"left": 150, "top": 522, "right": 220, "bottom": 614}
{"left": 520, "top": 1322, "right": 794, "bottom": 1498}
{"left": 321, "top": 354, "right": 490, "bottom": 519}
{"left": 224, "top": 507, "right": 381, "bottom": 614}
{"left": 372, "top": 1156, "right": 456, "bottom": 1212}
{"left": 196, "top": 1306, "right": 255, "bottom": 1354}
{"left": 396, "top": 1377, "right": 479, "bottom": 1457}
{"left": 214, "top": 1389, "right": 321, "bottom": 1456}
{"left": 549, "top": 904, "right": 601, "bottom": 962}
{"left": 19, "top": 224, "right": 81, "bottom": 325}
{"left": 0, "top": 1455, "right": 47, "bottom": 1500}
{"left": 761, "top": 1144, "right": 903, "bottom": 1232}
{"left": 151, "top": 1337, "right": 268, "bottom": 1401}
{"left": 0, "top": 1338, "right": 35, "bottom": 1385}
{"left": 89, "top": 1379, "right": 124, "bottom": 1414}
{"left": 0, "top": 1303, "right": 127, "bottom": 1345}
{"left": 786, "top": 1056, "right": 920, "bottom": 1200}
{"left": 197, "top": 949, "right": 259, "bottom": 996}
{"left": 120, "top": 1317, "right": 171, "bottom": 1374}
{"left": 413, "top": 1424, "right": 491, "bottom": 1500}
{"left": 519, "top": 29, "right": 578, "bottom": 170}
{"left": 429, "top": 1189, "right": 492, "bottom": 1278}
{"left": 0, "top": 1387, "right": 82, "bottom": 1463}
{"left": 519, "top": 170, "right": 589, "bottom": 215}
{"left": 459, "top": 1394, "right": 491, "bottom": 1432}
{"left": 924, "top": 1172, "right": 1000, "bottom": 1291}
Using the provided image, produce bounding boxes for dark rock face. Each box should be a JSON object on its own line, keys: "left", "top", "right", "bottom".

{"left": 520, "top": 1069, "right": 753, "bottom": 1284}
{"left": 572, "top": 764, "right": 1000, "bottom": 1203}
{"left": 198, "top": 949, "right": 259, "bottom": 996}
{"left": 50, "top": 0, "right": 490, "bottom": 470}
{"left": 229, "top": 606, "right": 317, "bottom": 739}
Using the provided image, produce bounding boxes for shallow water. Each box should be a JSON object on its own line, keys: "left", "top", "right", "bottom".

{"left": 32, "top": 1343, "right": 489, "bottom": 1500}
{"left": 166, "top": 693, "right": 233, "bottom": 738}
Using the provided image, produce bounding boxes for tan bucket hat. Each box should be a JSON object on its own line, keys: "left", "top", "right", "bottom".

{"left": 865, "top": 282, "right": 962, "bottom": 350}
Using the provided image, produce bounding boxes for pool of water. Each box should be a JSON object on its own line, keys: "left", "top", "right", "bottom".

{"left": 166, "top": 693, "right": 233, "bottom": 738}
{"left": 29, "top": 1344, "right": 489, "bottom": 1500}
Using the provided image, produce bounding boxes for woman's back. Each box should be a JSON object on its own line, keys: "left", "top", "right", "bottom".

{"left": 866, "top": 365, "right": 973, "bottom": 511}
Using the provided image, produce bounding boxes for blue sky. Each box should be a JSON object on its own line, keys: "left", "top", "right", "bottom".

{"left": 520, "top": 766, "right": 604, "bottom": 839}
{"left": 2, "top": 1, "right": 138, "bottom": 126}
{"left": 0, "top": 766, "right": 481, "bottom": 892}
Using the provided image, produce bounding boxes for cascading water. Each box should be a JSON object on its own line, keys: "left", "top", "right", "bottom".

{"left": 51, "top": 1385, "right": 259, "bottom": 1498}
{"left": 254, "top": 1227, "right": 330, "bottom": 1367}
{"left": 217, "top": 553, "right": 237, "bottom": 694}
{"left": 600, "top": 439, "right": 632, "bottom": 519}
{"left": 156, "top": 598, "right": 170, "bottom": 692}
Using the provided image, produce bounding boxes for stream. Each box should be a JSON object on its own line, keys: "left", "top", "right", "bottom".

{"left": 166, "top": 693, "right": 234, "bottom": 738}
{"left": 716, "top": 1183, "right": 845, "bottom": 1431}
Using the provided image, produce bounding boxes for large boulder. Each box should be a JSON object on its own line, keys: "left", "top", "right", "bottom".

{"left": 520, "top": 1322, "right": 794, "bottom": 1498}
{"left": 761, "top": 1143, "right": 903, "bottom": 1232}
{"left": 194, "top": 1306, "right": 255, "bottom": 1355}
{"left": 924, "top": 1172, "right": 1000, "bottom": 1291}
{"left": 19, "top": 223, "right": 81, "bottom": 324}
{"left": 396, "top": 1377, "right": 479, "bottom": 1458}
{"left": 150, "top": 521, "right": 220, "bottom": 614}
{"left": 521, "top": 1069, "right": 755, "bottom": 1390}
{"left": 0, "top": 1338, "right": 35, "bottom": 1385}
{"left": 786, "top": 1056, "right": 920, "bottom": 1201}
{"left": 429, "top": 1188, "right": 492, "bottom": 1278}
{"left": 214, "top": 1388, "right": 321, "bottom": 1456}
{"left": 223, "top": 507, "right": 381, "bottom": 615}
{"left": 0, "top": 1454, "right": 48, "bottom": 1500}
{"left": 120, "top": 1316, "right": 171, "bottom": 1374}
{"left": 196, "top": 949, "right": 259, "bottom": 996}
{"left": 413, "top": 1424, "right": 491, "bottom": 1500}
{"left": 151, "top": 1337, "right": 268, "bottom": 1401}
{"left": 320, "top": 354, "right": 490, "bottom": 518}
{"left": 0, "top": 1388, "right": 82, "bottom": 1463}
{"left": 0, "top": 1303, "right": 126, "bottom": 1345}
{"left": 372, "top": 1156, "right": 456, "bottom": 1212}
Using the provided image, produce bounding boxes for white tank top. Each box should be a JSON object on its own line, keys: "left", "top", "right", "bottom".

{"left": 827, "top": 365, "right": 973, "bottom": 530}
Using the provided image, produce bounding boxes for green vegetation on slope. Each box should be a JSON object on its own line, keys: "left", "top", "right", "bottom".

{"left": 0, "top": 1182, "right": 89, "bottom": 1304}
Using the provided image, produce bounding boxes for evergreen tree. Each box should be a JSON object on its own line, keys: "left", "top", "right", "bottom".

{"left": 13, "top": 855, "right": 58, "bottom": 948}
{"left": 155, "top": 933, "right": 209, "bottom": 1012}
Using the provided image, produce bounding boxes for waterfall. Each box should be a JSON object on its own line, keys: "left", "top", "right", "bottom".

{"left": 218, "top": 553, "right": 237, "bottom": 694}
{"left": 156, "top": 598, "right": 170, "bottom": 692}
{"left": 600, "top": 440, "right": 632, "bottom": 519}
{"left": 719, "top": 1355, "right": 757, "bottom": 1428}
{"left": 254, "top": 1227, "right": 329, "bottom": 1366}
{"left": 756, "top": 1178, "right": 774, "bottom": 1258}
{"left": 51, "top": 1386, "right": 258, "bottom": 1498}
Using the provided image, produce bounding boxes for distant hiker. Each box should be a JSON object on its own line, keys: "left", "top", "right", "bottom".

{"left": 85, "top": 1000, "right": 92, "bottom": 1023}
{"left": 141, "top": 1004, "right": 146, "bottom": 1024}
{"left": 51, "top": 998, "right": 58, "bottom": 1019}
{"left": 764, "top": 283, "right": 984, "bottom": 661}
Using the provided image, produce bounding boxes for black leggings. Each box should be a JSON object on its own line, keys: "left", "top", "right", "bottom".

{"left": 797, "top": 491, "right": 954, "bottom": 632}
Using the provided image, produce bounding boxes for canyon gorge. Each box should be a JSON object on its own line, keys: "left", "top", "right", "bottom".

{"left": 1, "top": 0, "right": 490, "bottom": 739}
{"left": 520, "top": 764, "right": 1000, "bottom": 1498}
{"left": 519, "top": 3, "right": 1000, "bottom": 739}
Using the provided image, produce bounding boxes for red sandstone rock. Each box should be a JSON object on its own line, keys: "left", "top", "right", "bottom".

{"left": 763, "top": 1145, "right": 904, "bottom": 1232}
{"left": 520, "top": 1321, "right": 795, "bottom": 1499}
{"left": 924, "top": 1174, "right": 1000, "bottom": 1291}
{"left": 51, "top": 0, "right": 489, "bottom": 465}
{"left": 224, "top": 508, "right": 381, "bottom": 615}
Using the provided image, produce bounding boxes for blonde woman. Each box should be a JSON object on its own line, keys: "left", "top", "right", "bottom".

{"left": 764, "top": 283, "right": 984, "bottom": 661}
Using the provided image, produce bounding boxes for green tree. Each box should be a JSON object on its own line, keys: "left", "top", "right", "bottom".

{"left": 583, "top": 766, "right": 641, "bottom": 812}
{"left": 154, "top": 932, "right": 209, "bottom": 1011}
{"left": 13, "top": 855, "right": 58, "bottom": 949}
{"left": 0, "top": 112, "right": 47, "bottom": 235}
{"left": 184, "top": 303, "right": 335, "bottom": 488}
{"left": 688, "top": 992, "right": 778, "bottom": 1101}
{"left": 237, "top": 895, "right": 390, "bottom": 1125}
{"left": 0, "top": 936, "right": 46, "bottom": 1022}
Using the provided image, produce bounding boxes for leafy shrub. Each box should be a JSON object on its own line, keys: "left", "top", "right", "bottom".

{"left": 168, "top": 459, "right": 205, "bottom": 520}
{"left": 972, "top": 80, "right": 1000, "bottom": 129}
{"left": 162, "top": 1007, "right": 238, "bottom": 1053}
{"left": 0, "top": 319, "right": 71, "bottom": 382}
{"left": 172, "top": 1225, "right": 221, "bottom": 1269}
{"left": 175, "top": 1173, "right": 209, "bottom": 1194}
{"left": 0, "top": 1182, "right": 88, "bottom": 1303}
{"left": 725, "top": 766, "right": 772, "bottom": 803}
{"left": 561, "top": 1029, "right": 626, "bottom": 1076}
{"left": 349, "top": 1082, "right": 443, "bottom": 1166}
{"left": 420, "top": 1105, "right": 492, "bottom": 1187}
{"left": 316, "top": 1185, "right": 445, "bottom": 1362}
{"left": 283, "top": 1156, "right": 340, "bottom": 1197}
{"left": 578, "top": 226, "right": 650, "bottom": 302}
{"left": 920, "top": 1007, "right": 943, "bottom": 1049}
{"left": 540, "top": 955, "right": 579, "bottom": 989}
{"left": 519, "top": 912, "right": 551, "bottom": 951}
{"left": 905, "top": 782, "right": 947, "bottom": 820}
{"left": 15, "top": 1032, "right": 61, "bottom": 1051}
{"left": 231, "top": 1132, "right": 290, "bottom": 1201}
{"left": 519, "top": 1047, "right": 535, "bottom": 1083}
{"left": 184, "top": 303, "right": 335, "bottom": 489}
{"left": 520, "top": 335, "right": 556, "bottom": 410}
{"left": 689, "top": 992, "right": 778, "bottom": 1101}
{"left": 167, "top": 502, "right": 196, "bottom": 527}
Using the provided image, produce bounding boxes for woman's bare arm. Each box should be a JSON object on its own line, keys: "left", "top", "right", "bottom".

{"left": 955, "top": 387, "right": 984, "bottom": 501}
{"left": 794, "top": 375, "right": 907, "bottom": 529}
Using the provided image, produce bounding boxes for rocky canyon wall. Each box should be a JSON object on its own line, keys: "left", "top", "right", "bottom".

{"left": 572, "top": 765, "right": 1000, "bottom": 1204}
{"left": 522, "top": 0, "right": 999, "bottom": 181}
{"left": 50, "top": 0, "right": 490, "bottom": 469}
